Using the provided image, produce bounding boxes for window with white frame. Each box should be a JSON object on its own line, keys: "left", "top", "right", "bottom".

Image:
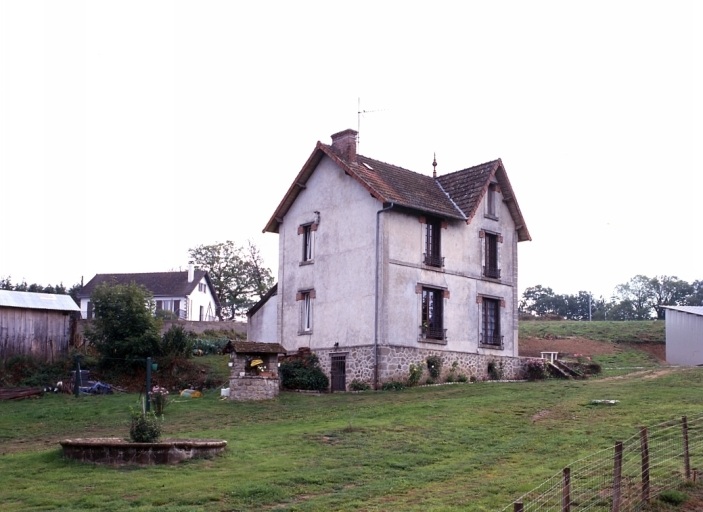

{"left": 299, "top": 222, "right": 317, "bottom": 263}
{"left": 297, "top": 289, "right": 315, "bottom": 334}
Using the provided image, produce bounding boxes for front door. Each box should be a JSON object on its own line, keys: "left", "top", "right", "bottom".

{"left": 330, "top": 354, "right": 346, "bottom": 392}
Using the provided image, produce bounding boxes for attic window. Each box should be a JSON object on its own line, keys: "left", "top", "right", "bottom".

{"left": 362, "top": 162, "right": 374, "bottom": 170}
{"left": 486, "top": 183, "right": 499, "bottom": 219}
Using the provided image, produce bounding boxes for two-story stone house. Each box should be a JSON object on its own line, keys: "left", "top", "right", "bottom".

{"left": 251, "top": 129, "right": 531, "bottom": 389}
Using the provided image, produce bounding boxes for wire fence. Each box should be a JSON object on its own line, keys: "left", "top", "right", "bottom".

{"left": 503, "top": 415, "right": 703, "bottom": 512}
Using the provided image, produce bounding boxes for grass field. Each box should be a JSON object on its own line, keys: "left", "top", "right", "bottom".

{"left": 1, "top": 321, "right": 698, "bottom": 512}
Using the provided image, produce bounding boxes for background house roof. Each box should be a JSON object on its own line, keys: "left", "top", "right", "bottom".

{"left": 0, "top": 289, "right": 80, "bottom": 312}
{"left": 264, "top": 133, "right": 531, "bottom": 241}
{"left": 77, "top": 270, "right": 220, "bottom": 307}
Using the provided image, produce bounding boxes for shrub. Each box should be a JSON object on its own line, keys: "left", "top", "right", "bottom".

{"left": 523, "top": 359, "right": 547, "bottom": 381}
{"left": 129, "top": 409, "right": 161, "bottom": 443}
{"left": 161, "top": 325, "right": 196, "bottom": 358}
{"left": 445, "top": 373, "right": 456, "bottom": 383}
{"left": 279, "top": 353, "right": 329, "bottom": 391}
{"left": 192, "top": 337, "right": 231, "bottom": 355}
{"left": 381, "top": 381, "right": 406, "bottom": 391}
{"left": 349, "top": 379, "right": 370, "bottom": 391}
{"left": 586, "top": 362, "right": 602, "bottom": 375}
{"left": 487, "top": 359, "right": 504, "bottom": 380}
{"left": 407, "top": 362, "right": 423, "bottom": 386}
{"left": 426, "top": 355, "right": 442, "bottom": 379}
{"left": 657, "top": 489, "right": 687, "bottom": 505}
{"left": 457, "top": 374, "right": 469, "bottom": 383}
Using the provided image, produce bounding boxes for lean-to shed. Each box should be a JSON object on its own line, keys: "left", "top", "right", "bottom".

{"left": 664, "top": 306, "right": 703, "bottom": 366}
{"left": 0, "top": 290, "right": 80, "bottom": 363}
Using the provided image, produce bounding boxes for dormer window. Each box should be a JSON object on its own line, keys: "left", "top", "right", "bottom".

{"left": 422, "top": 216, "right": 444, "bottom": 268}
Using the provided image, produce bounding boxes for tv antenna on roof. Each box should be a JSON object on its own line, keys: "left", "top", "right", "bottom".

{"left": 357, "top": 97, "right": 387, "bottom": 148}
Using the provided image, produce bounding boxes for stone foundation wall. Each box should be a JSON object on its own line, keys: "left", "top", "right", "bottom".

{"left": 229, "top": 376, "right": 279, "bottom": 401}
{"left": 314, "top": 344, "right": 536, "bottom": 390}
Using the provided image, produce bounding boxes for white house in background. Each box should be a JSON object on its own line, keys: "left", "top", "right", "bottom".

{"left": 77, "top": 264, "right": 220, "bottom": 321}
{"left": 249, "top": 128, "right": 531, "bottom": 390}
{"left": 664, "top": 306, "right": 703, "bottom": 365}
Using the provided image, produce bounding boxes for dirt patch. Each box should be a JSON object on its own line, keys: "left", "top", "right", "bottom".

{"left": 519, "top": 337, "right": 666, "bottom": 361}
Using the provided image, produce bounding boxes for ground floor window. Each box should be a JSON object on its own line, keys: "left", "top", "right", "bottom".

{"left": 421, "top": 287, "right": 445, "bottom": 340}
{"left": 481, "top": 297, "right": 503, "bottom": 348}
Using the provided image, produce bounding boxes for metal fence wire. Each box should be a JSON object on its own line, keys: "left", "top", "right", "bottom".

{"left": 504, "top": 415, "right": 703, "bottom": 512}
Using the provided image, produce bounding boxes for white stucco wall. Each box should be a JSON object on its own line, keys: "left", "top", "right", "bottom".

{"left": 247, "top": 292, "right": 278, "bottom": 343}
{"left": 277, "top": 156, "right": 378, "bottom": 351}
{"left": 273, "top": 155, "right": 521, "bottom": 358}
{"left": 380, "top": 184, "right": 519, "bottom": 357}
{"left": 665, "top": 308, "right": 703, "bottom": 365}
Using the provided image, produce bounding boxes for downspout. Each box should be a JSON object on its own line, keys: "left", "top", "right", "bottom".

{"left": 374, "top": 202, "right": 395, "bottom": 389}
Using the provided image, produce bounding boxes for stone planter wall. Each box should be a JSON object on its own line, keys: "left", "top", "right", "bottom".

{"left": 229, "top": 376, "right": 279, "bottom": 401}
{"left": 60, "top": 438, "right": 227, "bottom": 465}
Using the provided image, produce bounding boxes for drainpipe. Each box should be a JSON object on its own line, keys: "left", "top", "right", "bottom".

{"left": 374, "top": 202, "right": 395, "bottom": 389}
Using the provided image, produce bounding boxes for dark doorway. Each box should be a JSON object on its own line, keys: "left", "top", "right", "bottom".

{"left": 330, "top": 354, "right": 346, "bottom": 392}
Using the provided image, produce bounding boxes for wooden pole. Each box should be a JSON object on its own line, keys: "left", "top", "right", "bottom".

{"left": 146, "top": 357, "right": 152, "bottom": 412}
{"left": 562, "top": 467, "right": 571, "bottom": 512}
{"left": 640, "top": 426, "right": 650, "bottom": 504}
{"left": 612, "top": 441, "right": 623, "bottom": 512}
{"left": 513, "top": 502, "right": 524, "bottom": 512}
{"left": 683, "top": 416, "right": 691, "bottom": 480}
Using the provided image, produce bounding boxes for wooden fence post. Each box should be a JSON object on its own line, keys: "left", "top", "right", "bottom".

{"left": 640, "top": 426, "right": 650, "bottom": 504}
{"left": 562, "top": 467, "right": 571, "bottom": 512}
{"left": 513, "top": 502, "right": 524, "bottom": 512}
{"left": 683, "top": 416, "right": 691, "bottom": 480}
{"left": 612, "top": 441, "right": 623, "bottom": 512}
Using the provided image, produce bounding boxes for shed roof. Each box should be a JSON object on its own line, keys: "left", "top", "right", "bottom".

{"left": 663, "top": 306, "right": 703, "bottom": 317}
{"left": 0, "top": 290, "right": 80, "bottom": 312}
{"left": 232, "top": 341, "right": 286, "bottom": 354}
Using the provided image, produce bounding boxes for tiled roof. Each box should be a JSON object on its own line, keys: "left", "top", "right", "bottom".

{"left": 77, "top": 270, "right": 220, "bottom": 307}
{"left": 263, "top": 132, "right": 531, "bottom": 242}
{"left": 232, "top": 341, "right": 286, "bottom": 354}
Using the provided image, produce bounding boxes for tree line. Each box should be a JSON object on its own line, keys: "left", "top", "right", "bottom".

{"left": 520, "top": 275, "right": 703, "bottom": 320}
{"left": 0, "top": 277, "right": 82, "bottom": 303}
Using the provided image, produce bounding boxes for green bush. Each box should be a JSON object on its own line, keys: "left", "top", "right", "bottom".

{"left": 129, "top": 410, "right": 161, "bottom": 443}
{"left": 279, "top": 353, "right": 329, "bottom": 391}
{"left": 487, "top": 360, "right": 504, "bottom": 380}
{"left": 1, "top": 355, "right": 71, "bottom": 387}
{"left": 161, "top": 325, "right": 196, "bottom": 358}
{"left": 523, "top": 359, "right": 547, "bottom": 381}
{"left": 349, "top": 379, "right": 370, "bottom": 391}
{"left": 426, "top": 355, "right": 442, "bottom": 379}
{"left": 407, "top": 362, "right": 423, "bottom": 386}
{"left": 457, "top": 374, "right": 469, "bottom": 383}
{"left": 657, "top": 489, "right": 687, "bottom": 505}
{"left": 192, "top": 337, "right": 230, "bottom": 355}
{"left": 381, "top": 381, "right": 406, "bottom": 391}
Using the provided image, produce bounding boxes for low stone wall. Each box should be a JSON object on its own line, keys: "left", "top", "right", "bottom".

{"left": 60, "top": 438, "right": 227, "bottom": 465}
{"left": 229, "top": 376, "right": 279, "bottom": 401}
{"left": 313, "top": 344, "right": 537, "bottom": 390}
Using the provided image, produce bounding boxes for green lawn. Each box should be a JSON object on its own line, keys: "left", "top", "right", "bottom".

{"left": 519, "top": 319, "right": 665, "bottom": 344}
{"left": 2, "top": 363, "right": 703, "bottom": 511}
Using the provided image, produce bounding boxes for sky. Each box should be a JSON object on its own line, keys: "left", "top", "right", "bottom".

{"left": 1, "top": 1, "right": 701, "bottom": 301}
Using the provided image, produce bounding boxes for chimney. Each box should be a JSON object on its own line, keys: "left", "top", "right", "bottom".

{"left": 330, "top": 128, "right": 358, "bottom": 163}
{"left": 187, "top": 261, "right": 194, "bottom": 283}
